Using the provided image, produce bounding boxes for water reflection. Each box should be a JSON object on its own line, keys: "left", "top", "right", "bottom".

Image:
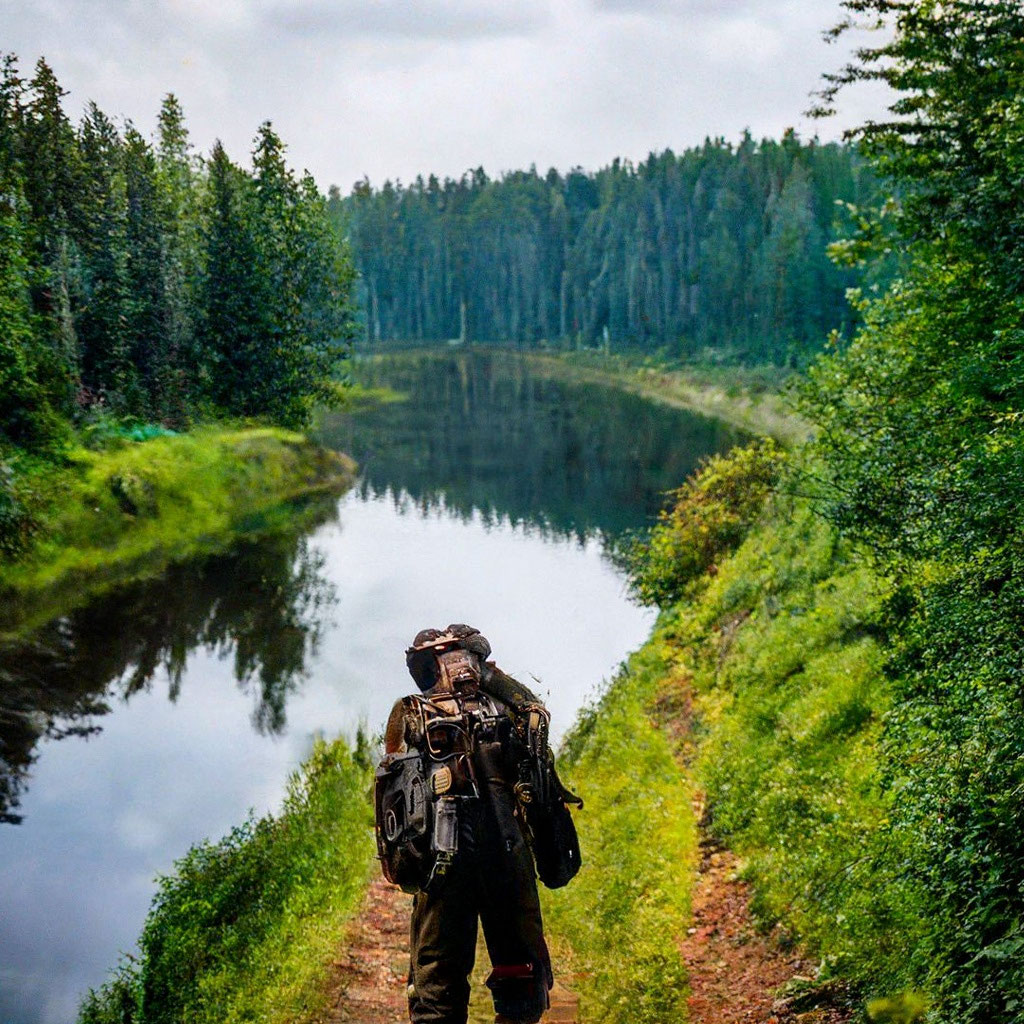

{"left": 317, "top": 351, "right": 746, "bottom": 540}
{"left": 0, "top": 501, "right": 338, "bottom": 825}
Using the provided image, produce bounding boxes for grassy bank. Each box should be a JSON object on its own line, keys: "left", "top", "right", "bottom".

{"left": 79, "top": 738, "right": 376, "bottom": 1024}
{"left": 619, "top": 443, "right": 935, "bottom": 1015}
{"left": 540, "top": 641, "right": 696, "bottom": 1024}
{"left": 524, "top": 351, "right": 807, "bottom": 445}
{"left": 0, "top": 426, "right": 355, "bottom": 639}
{"left": 353, "top": 345, "right": 804, "bottom": 445}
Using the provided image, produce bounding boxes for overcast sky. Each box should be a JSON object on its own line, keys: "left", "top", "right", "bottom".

{"left": 1, "top": 0, "right": 890, "bottom": 191}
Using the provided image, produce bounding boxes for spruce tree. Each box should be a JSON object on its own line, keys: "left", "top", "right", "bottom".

{"left": 123, "top": 124, "right": 170, "bottom": 410}
{"left": 199, "top": 140, "right": 260, "bottom": 416}
{"left": 155, "top": 94, "right": 199, "bottom": 424}
{"left": 19, "top": 58, "right": 81, "bottom": 408}
{"left": 76, "top": 102, "right": 137, "bottom": 410}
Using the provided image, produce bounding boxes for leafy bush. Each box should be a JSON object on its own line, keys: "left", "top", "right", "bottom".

{"left": 0, "top": 458, "right": 35, "bottom": 556}
{"left": 624, "top": 439, "right": 785, "bottom": 606}
{"left": 78, "top": 736, "right": 374, "bottom": 1024}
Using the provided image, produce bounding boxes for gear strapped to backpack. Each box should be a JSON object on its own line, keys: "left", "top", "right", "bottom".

{"left": 375, "top": 687, "right": 484, "bottom": 894}
{"left": 504, "top": 695, "right": 583, "bottom": 889}
{"left": 375, "top": 747, "right": 461, "bottom": 893}
{"left": 375, "top": 636, "right": 582, "bottom": 893}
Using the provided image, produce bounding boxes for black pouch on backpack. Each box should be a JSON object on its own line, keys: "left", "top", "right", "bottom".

{"left": 523, "top": 759, "right": 583, "bottom": 889}
{"left": 374, "top": 752, "right": 434, "bottom": 893}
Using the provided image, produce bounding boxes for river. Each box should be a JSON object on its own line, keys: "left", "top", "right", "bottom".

{"left": 0, "top": 351, "right": 745, "bottom": 1024}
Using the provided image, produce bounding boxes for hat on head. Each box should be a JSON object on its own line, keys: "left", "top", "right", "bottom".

{"left": 404, "top": 624, "right": 492, "bottom": 690}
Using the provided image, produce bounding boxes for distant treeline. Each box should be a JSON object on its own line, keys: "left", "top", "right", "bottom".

{"left": 0, "top": 54, "right": 355, "bottom": 459}
{"left": 333, "top": 134, "right": 880, "bottom": 364}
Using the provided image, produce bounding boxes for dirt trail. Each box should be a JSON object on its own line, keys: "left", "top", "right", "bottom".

{"left": 320, "top": 873, "right": 579, "bottom": 1024}
{"left": 319, "top": 843, "right": 851, "bottom": 1024}
{"left": 319, "top": 848, "right": 847, "bottom": 1024}
{"left": 681, "top": 798, "right": 854, "bottom": 1024}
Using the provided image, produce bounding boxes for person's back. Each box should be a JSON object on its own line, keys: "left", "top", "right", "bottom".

{"left": 375, "top": 623, "right": 579, "bottom": 1024}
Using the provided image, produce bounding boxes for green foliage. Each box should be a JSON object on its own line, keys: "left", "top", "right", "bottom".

{"left": 620, "top": 439, "right": 937, "bottom": 1009}
{"left": 625, "top": 439, "right": 785, "bottom": 605}
{"left": 0, "top": 51, "right": 357, "bottom": 552}
{"left": 78, "top": 737, "right": 375, "bottom": 1024}
{"left": 542, "top": 642, "right": 694, "bottom": 1024}
{"left": 0, "top": 426, "right": 355, "bottom": 637}
{"left": 0, "top": 455, "right": 48, "bottom": 557}
{"left": 339, "top": 135, "right": 881, "bottom": 365}
{"left": 868, "top": 993, "right": 929, "bottom": 1024}
{"left": 798, "top": 3, "right": 1024, "bottom": 1019}
{"left": 816, "top": 0, "right": 1024, "bottom": 289}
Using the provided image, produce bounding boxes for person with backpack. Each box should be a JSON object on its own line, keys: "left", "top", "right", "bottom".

{"left": 375, "top": 623, "right": 581, "bottom": 1024}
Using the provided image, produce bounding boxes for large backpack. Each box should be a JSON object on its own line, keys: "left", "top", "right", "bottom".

{"left": 375, "top": 669, "right": 583, "bottom": 892}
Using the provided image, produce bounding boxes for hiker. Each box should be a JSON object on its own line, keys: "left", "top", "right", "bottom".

{"left": 375, "top": 623, "right": 581, "bottom": 1024}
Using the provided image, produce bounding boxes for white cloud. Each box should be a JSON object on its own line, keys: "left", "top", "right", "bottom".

{"left": 0, "top": 0, "right": 891, "bottom": 188}
{"left": 261, "top": 0, "right": 551, "bottom": 39}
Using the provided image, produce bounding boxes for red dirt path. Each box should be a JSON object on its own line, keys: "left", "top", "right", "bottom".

{"left": 681, "top": 817, "right": 854, "bottom": 1024}
{"left": 319, "top": 874, "right": 579, "bottom": 1024}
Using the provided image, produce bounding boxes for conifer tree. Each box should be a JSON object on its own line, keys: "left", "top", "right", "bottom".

{"left": 123, "top": 126, "right": 164, "bottom": 396}
{"left": 76, "top": 102, "right": 137, "bottom": 409}
{"left": 200, "top": 140, "right": 260, "bottom": 415}
{"left": 155, "top": 94, "right": 199, "bottom": 423}
{"left": 19, "top": 58, "right": 81, "bottom": 405}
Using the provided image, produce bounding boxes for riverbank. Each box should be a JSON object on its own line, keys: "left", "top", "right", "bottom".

{"left": 0, "top": 426, "right": 356, "bottom": 641}
{"left": 523, "top": 351, "right": 807, "bottom": 445}
{"left": 78, "top": 738, "right": 376, "bottom": 1024}
{"left": 555, "top": 444, "right": 908, "bottom": 1019}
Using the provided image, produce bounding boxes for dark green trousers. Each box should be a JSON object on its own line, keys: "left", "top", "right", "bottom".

{"left": 408, "top": 796, "right": 552, "bottom": 1024}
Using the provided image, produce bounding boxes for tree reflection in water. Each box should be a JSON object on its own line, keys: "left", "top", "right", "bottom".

{"left": 318, "top": 350, "right": 747, "bottom": 542}
{"left": 0, "top": 500, "right": 338, "bottom": 824}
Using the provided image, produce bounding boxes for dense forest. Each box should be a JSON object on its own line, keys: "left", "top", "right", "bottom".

{"left": 0, "top": 55, "right": 355, "bottom": 497}
{"left": 333, "top": 135, "right": 880, "bottom": 364}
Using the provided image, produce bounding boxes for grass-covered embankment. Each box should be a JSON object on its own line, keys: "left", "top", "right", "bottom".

{"left": 0, "top": 426, "right": 355, "bottom": 639}
{"left": 353, "top": 345, "right": 805, "bottom": 445}
{"left": 520, "top": 351, "right": 807, "bottom": 446}
{"left": 79, "top": 738, "right": 376, "bottom": 1024}
{"left": 540, "top": 642, "right": 697, "bottom": 1024}
{"left": 617, "top": 443, "right": 932, "bottom": 1015}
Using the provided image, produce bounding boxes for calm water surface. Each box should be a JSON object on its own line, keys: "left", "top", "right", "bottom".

{"left": 0, "top": 352, "right": 745, "bottom": 1024}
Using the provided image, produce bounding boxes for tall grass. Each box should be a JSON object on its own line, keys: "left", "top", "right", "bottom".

{"left": 541, "top": 639, "right": 696, "bottom": 1024}
{"left": 647, "top": 487, "right": 929, "bottom": 1003}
